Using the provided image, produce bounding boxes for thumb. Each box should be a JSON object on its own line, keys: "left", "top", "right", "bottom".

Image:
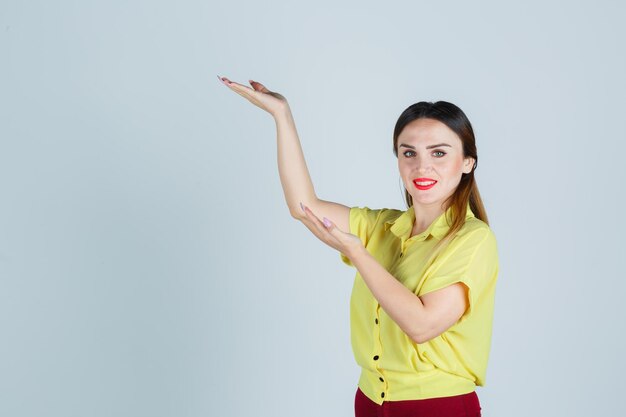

{"left": 250, "top": 80, "right": 270, "bottom": 93}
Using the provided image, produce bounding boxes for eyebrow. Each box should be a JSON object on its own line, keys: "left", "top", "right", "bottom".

{"left": 398, "top": 142, "right": 452, "bottom": 150}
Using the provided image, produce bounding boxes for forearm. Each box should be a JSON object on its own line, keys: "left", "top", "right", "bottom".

{"left": 348, "top": 246, "right": 429, "bottom": 343}
{"left": 274, "top": 107, "right": 318, "bottom": 216}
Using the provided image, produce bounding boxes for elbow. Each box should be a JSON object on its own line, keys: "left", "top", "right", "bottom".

{"left": 288, "top": 198, "right": 320, "bottom": 220}
{"left": 411, "top": 332, "right": 436, "bottom": 345}
{"left": 410, "top": 332, "right": 429, "bottom": 345}
{"left": 409, "top": 323, "right": 436, "bottom": 345}
{"left": 290, "top": 210, "right": 305, "bottom": 221}
{"left": 289, "top": 202, "right": 308, "bottom": 220}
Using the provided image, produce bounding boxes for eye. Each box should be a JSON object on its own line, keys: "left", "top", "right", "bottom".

{"left": 432, "top": 150, "right": 446, "bottom": 157}
{"left": 402, "top": 150, "right": 415, "bottom": 157}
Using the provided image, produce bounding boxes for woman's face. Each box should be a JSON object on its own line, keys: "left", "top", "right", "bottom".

{"left": 397, "top": 118, "right": 475, "bottom": 213}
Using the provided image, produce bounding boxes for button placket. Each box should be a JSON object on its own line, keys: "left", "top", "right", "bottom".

{"left": 372, "top": 303, "right": 386, "bottom": 400}
{"left": 399, "top": 238, "right": 413, "bottom": 260}
{"left": 372, "top": 303, "right": 382, "bottom": 364}
{"left": 372, "top": 306, "right": 382, "bottom": 365}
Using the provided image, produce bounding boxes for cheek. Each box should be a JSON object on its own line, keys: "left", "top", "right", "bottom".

{"left": 398, "top": 161, "right": 409, "bottom": 175}
{"left": 439, "top": 158, "right": 465, "bottom": 175}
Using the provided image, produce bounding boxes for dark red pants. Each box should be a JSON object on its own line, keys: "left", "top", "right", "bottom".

{"left": 355, "top": 386, "right": 482, "bottom": 417}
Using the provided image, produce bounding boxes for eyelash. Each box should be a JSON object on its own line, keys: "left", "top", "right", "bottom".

{"left": 402, "top": 150, "right": 446, "bottom": 158}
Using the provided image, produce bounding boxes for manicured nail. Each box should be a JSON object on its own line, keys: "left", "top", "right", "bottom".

{"left": 323, "top": 217, "right": 331, "bottom": 227}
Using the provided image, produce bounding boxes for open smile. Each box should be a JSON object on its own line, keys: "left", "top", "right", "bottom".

{"left": 413, "top": 178, "right": 437, "bottom": 190}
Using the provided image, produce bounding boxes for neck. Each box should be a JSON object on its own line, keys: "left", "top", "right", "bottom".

{"left": 411, "top": 203, "right": 446, "bottom": 236}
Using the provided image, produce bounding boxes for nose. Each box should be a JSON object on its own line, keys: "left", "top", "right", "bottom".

{"left": 412, "top": 154, "right": 432, "bottom": 173}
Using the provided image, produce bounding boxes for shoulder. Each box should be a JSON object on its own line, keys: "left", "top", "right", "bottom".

{"left": 379, "top": 207, "right": 405, "bottom": 223}
{"left": 456, "top": 217, "right": 497, "bottom": 242}
{"left": 446, "top": 217, "right": 498, "bottom": 259}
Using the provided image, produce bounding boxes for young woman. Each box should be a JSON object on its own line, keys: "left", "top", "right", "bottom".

{"left": 218, "top": 75, "right": 498, "bottom": 417}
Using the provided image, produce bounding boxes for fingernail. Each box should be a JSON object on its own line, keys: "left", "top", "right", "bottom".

{"left": 323, "top": 217, "right": 331, "bottom": 227}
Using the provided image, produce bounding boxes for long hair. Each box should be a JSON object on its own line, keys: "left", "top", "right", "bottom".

{"left": 392, "top": 101, "right": 489, "bottom": 253}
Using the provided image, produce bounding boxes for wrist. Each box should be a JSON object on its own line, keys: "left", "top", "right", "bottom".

{"left": 272, "top": 103, "right": 292, "bottom": 121}
{"left": 346, "top": 244, "right": 369, "bottom": 263}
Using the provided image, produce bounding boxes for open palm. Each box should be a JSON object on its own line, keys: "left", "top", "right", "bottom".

{"left": 300, "top": 203, "right": 363, "bottom": 260}
{"left": 218, "top": 76, "right": 289, "bottom": 118}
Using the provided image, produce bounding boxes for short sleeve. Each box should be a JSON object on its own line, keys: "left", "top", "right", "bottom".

{"left": 340, "top": 206, "right": 385, "bottom": 267}
{"left": 418, "top": 228, "right": 499, "bottom": 318}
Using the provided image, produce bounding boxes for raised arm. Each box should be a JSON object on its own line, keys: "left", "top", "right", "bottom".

{"left": 219, "top": 76, "right": 350, "bottom": 232}
{"left": 274, "top": 108, "right": 350, "bottom": 231}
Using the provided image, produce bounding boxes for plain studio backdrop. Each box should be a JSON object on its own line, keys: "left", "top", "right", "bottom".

{"left": 1, "top": 1, "right": 625, "bottom": 416}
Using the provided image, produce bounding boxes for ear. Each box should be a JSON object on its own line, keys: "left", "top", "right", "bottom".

{"left": 462, "top": 157, "right": 476, "bottom": 174}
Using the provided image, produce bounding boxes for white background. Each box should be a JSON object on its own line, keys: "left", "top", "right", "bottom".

{"left": 1, "top": 1, "right": 625, "bottom": 416}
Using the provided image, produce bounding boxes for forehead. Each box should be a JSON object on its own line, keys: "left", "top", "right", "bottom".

{"left": 398, "top": 118, "right": 461, "bottom": 147}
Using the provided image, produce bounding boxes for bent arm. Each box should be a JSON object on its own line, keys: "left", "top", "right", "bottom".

{"left": 347, "top": 245, "right": 468, "bottom": 344}
{"left": 275, "top": 107, "right": 350, "bottom": 232}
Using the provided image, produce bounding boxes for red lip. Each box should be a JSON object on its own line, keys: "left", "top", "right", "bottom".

{"left": 413, "top": 178, "right": 437, "bottom": 190}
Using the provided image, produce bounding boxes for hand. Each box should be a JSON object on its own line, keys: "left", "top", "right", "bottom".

{"left": 217, "top": 75, "right": 289, "bottom": 118}
{"left": 299, "top": 202, "right": 364, "bottom": 261}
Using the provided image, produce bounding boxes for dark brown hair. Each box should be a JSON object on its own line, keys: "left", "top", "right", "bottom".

{"left": 392, "top": 101, "right": 489, "bottom": 251}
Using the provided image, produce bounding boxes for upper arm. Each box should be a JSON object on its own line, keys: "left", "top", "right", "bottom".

{"left": 414, "top": 282, "right": 469, "bottom": 344}
{"left": 296, "top": 198, "right": 351, "bottom": 233}
{"left": 413, "top": 228, "right": 498, "bottom": 343}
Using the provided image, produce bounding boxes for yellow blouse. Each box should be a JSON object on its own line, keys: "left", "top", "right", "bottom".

{"left": 340, "top": 203, "right": 499, "bottom": 404}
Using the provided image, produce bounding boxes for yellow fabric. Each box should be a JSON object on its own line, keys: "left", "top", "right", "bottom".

{"left": 340, "top": 203, "right": 499, "bottom": 405}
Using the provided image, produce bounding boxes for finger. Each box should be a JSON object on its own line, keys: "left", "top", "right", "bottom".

{"left": 222, "top": 86, "right": 264, "bottom": 111}
{"left": 250, "top": 80, "right": 270, "bottom": 93}
{"left": 223, "top": 78, "right": 266, "bottom": 104}
{"left": 302, "top": 205, "right": 326, "bottom": 233}
{"left": 300, "top": 202, "right": 335, "bottom": 232}
{"left": 299, "top": 207, "right": 349, "bottom": 255}
{"left": 217, "top": 75, "right": 238, "bottom": 87}
{"left": 226, "top": 79, "right": 254, "bottom": 92}
{"left": 298, "top": 211, "right": 326, "bottom": 238}
{"left": 320, "top": 216, "right": 345, "bottom": 240}
{"left": 302, "top": 205, "right": 338, "bottom": 239}
{"left": 218, "top": 76, "right": 251, "bottom": 92}
{"left": 321, "top": 216, "right": 334, "bottom": 230}
{"left": 320, "top": 217, "right": 352, "bottom": 247}
{"left": 299, "top": 215, "right": 324, "bottom": 238}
